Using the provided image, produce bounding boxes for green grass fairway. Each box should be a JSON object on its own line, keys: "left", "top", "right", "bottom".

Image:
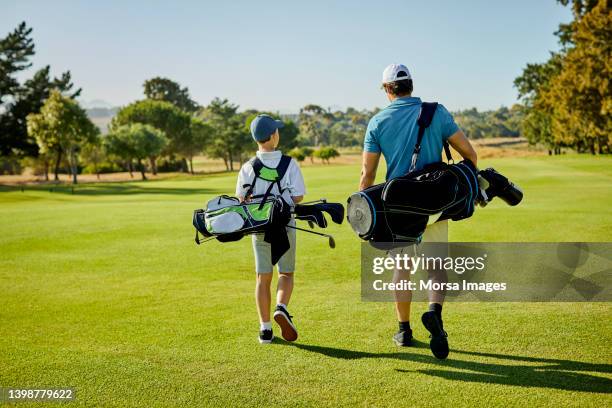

{"left": 1, "top": 155, "right": 611, "bottom": 407}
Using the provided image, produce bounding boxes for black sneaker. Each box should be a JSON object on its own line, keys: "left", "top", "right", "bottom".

{"left": 421, "top": 311, "right": 449, "bottom": 359}
{"left": 273, "top": 305, "right": 298, "bottom": 341}
{"left": 393, "top": 329, "right": 413, "bottom": 346}
{"left": 259, "top": 329, "right": 273, "bottom": 344}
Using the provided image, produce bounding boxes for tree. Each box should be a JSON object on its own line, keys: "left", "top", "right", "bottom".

{"left": 288, "top": 147, "right": 306, "bottom": 162}
{"left": 313, "top": 146, "right": 340, "bottom": 164}
{"left": 547, "top": 0, "right": 611, "bottom": 153}
{"left": 143, "top": 77, "right": 198, "bottom": 113}
{"left": 0, "top": 22, "right": 81, "bottom": 162}
{"left": 0, "top": 22, "right": 34, "bottom": 103}
{"left": 515, "top": 0, "right": 609, "bottom": 154}
{"left": 80, "top": 136, "right": 104, "bottom": 180}
{"left": 199, "top": 98, "right": 250, "bottom": 171}
{"left": 183, "top": 118, "right": 212, "bottom": 174}
{"left": 111, "top": 99, "right": 192, "bottom": 170}
{"left": 104, "top": 123, "right": 167, "bottom": 180}
{"left": 299, "top": 104, "right": 327, "bottom": 146}
{"left": 27, "top": 90, "right": 97, "bottom": 184}
{"left": 301, "top": 146, "right": 315, "bottom": 164}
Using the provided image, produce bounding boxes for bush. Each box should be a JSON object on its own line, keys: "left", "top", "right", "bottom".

{"left": 313, "top": 146, "right": 340, "bottom": 164}
{"left": 288, "top": 147, "right": 306, "bottom": 162}
{"left": 300, "top": 147, "right": 314, "bottom": 163}
{"left": 82, "top": 161, "right": 123, "bottom": 174}
{"left": 157, "top": 158, "right": 185, "bottom": 172}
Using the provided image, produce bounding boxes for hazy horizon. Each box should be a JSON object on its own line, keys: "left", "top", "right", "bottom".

{"left": 4, "top": 1, "right": 572, "bottom": 112}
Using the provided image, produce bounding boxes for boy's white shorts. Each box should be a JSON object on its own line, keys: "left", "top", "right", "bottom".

{"left": 252, "top": 221, "right": 296, "bottom": 274}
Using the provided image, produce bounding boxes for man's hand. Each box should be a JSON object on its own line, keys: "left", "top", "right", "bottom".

{"left": 359, "top": 152, "right": 381, "bottom": 190}
{"left": 448, "top": 130, "right": 478, "bottom": 167}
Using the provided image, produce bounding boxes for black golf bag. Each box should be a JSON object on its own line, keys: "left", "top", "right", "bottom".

{"left": 347, "top": 102, "right": 523, "bottom": 243}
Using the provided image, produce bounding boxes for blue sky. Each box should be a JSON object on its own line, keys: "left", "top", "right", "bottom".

{"left": 3, "top": 1, "right": 572, "bottom": 112}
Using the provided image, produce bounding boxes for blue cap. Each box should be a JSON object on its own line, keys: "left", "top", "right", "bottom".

{"left": 250, "top": 114, "right": 284, "bottom": 142}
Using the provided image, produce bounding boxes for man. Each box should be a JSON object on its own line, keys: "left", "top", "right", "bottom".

{"left": 359, "top": 63, "right": 477, "bottom": 359}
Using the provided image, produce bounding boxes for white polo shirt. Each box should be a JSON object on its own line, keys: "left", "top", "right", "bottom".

{"left": 235, "top": 150, "right": 306, "bottom": 204}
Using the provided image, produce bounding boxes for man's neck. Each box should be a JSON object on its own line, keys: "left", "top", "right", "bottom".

{"left": 388, "top": 93, "right": 412, "bottom": 102}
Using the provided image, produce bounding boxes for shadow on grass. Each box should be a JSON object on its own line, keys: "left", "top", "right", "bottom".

{"left": 278, "top": 341, "right": 612, "bottom": 393}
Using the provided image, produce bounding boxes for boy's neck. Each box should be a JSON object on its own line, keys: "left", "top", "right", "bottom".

{"left": 258, "top": 146, "right": 276, "bottom": 153}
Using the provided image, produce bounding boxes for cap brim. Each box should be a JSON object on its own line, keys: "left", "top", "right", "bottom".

{"left": 275, "top": 120, "right": 284, "bottom": 129}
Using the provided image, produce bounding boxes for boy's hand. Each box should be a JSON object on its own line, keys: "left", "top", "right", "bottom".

{"left": 291, "top": 195, "right": 303, "bottom": 204}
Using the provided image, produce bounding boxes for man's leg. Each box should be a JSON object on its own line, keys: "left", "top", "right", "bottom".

{"left": 392, "top": 246, "right": 414, "bottom": 346}
{"left": 420, "top": 221, "right": 450, "bottom": 359}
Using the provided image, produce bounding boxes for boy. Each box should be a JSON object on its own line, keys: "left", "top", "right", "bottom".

{"left": 236, "top": 114, "right": 306, "bottom": 344}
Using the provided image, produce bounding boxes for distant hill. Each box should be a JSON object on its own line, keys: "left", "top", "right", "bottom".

{"left": 86, "top": 107, "right": 118, "bottom": 134}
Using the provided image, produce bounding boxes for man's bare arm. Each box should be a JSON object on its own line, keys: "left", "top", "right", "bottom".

{"left": 359, "top": 152, "right": 381, "bottom": 190}
{"left": 447, "top": 130, "right": 477, "bottom": 167}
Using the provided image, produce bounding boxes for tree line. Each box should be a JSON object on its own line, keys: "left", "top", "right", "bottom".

{"left": 514, "top": 0, "right": 610, "bottom": 154}
{"left": 4, "top": 6, "right": 607, "bottom": 182}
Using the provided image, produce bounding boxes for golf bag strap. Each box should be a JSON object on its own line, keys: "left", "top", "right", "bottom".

{"left": 410, "top": 102, "right": 451, "bottom": 171}
{"left": 244, "top": 155, "right": 292, "bottom": 209}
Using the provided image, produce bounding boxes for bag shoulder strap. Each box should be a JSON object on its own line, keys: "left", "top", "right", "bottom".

{"left": 244, "top": 154, "right": 293, "bottom": 208}
{"left": 410, "top": 102, "right": 453, "bottom": 171}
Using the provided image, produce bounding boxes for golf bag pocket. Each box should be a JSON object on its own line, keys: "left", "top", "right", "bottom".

{"left": 206, "top": 195, "right": 240, "bottom": 211}
{"left": 382, "top": 163, "right": 460, "bottom": 215}
{"left": 205, "top": 210, "right": 245, "bottom": 234}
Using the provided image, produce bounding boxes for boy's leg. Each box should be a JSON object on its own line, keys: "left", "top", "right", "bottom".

{"left": 277, "top": 272, "right": 293, "bottom": 306}
{"left": 252, "top": 234, "right": 274, "bottom": 343}
{"left": 255, "top": 273, "right": 273, "bottom": 323}
{"left": 273, "top": 224, "right": 298, "bottom": 341}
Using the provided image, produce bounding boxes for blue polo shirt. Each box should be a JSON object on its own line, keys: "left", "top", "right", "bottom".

{"left": 364, "top": 96, "right": 459, "bottom": 180}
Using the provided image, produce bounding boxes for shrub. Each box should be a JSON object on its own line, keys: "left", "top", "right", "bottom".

{"left": 288, "top": 147, "right": 306, "bottom": 162}
{"left": 313, "top": 146, "right": 340, "bottom": 164}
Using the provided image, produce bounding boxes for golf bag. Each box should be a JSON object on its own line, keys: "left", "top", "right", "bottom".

{"left": 347, "top": 102, "right": 523, "bottom": 244}
{"left": 192, "top": 153, "right": 345, "bottom": 264}
{"left": 193, "top": 195, "right": 290, "bottom": 243}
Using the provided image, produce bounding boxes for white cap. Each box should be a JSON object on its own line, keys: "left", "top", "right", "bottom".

{"left": 382, "top": 63, "right": 412, "bottom": 84}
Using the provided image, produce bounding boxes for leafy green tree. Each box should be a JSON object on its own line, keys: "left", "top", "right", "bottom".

{"left": 288, "top": 147, "right": 306, "bottom": 162}
{"left": 299, "top": 104, "right": 327, "bottom": 146}
{"left": 104, "top": 123, "right": 167, "bottom": 180}
{"left": 301, "top": 146, "right": 315, "bottom": 164}
{"left": 199, "top": 98, "right": 250, "bottom": 171}
{"left": 27, "top": 90, "right": 98, "bottom": 184}
{"left": 143, "top": 77, "right": 198, "bottom": 113}
{"left": 0, "top": 22, "right": 34, "bottom": 102}
{"left": 548, "top": 0, "right": 610, "bottom": 153}
{"left": 313, "top": 146, "right": 340, "bottom": 164}
{"left": 184, "top": 118, "right": 212, "bottom": 174}
{"left": 0, "top": 22, "right": 80, "bottom": 162}
{"left": 80, "top": 139, "right": 105, "bottom": 180}
{"left": 111, "top": 99, "right": 192, "bottom": 170}
{"left": 515, "top": 0, "right": 609, "bottom": 154}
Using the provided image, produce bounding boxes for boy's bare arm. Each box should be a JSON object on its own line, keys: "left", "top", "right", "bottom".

{"left": 359, "top": 152, "right": 381, "bottom": 190}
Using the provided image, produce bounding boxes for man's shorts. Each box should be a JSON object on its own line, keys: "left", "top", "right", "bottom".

{"left": 252, "top": 221, "right": 296, "bottom": 274}
{"left": 387, "top": 220, "right": 449, "bottom": 267}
